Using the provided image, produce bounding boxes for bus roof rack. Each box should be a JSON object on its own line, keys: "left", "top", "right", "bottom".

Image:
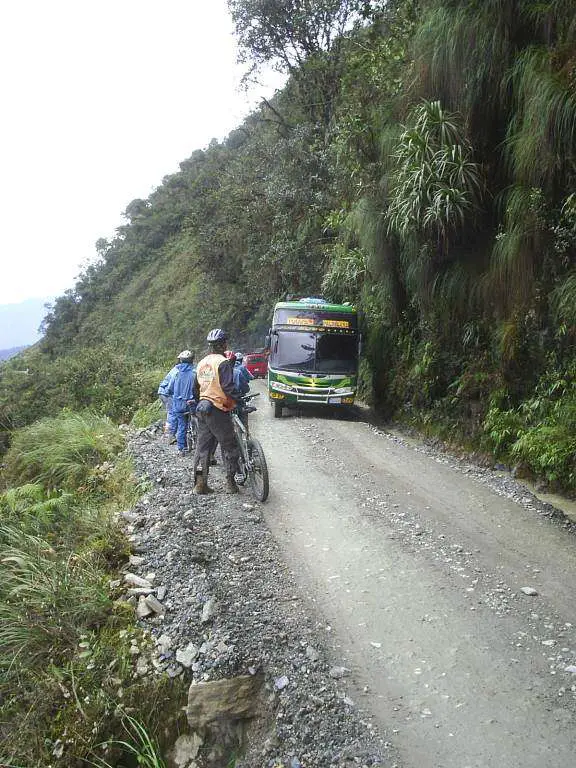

{"left": 299, "top": 296, "right": 328, "bottom": 304}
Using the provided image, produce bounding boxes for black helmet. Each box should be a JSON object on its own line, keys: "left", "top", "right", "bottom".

{"left": 206, "top": 328, "right": 227, "bottom": 343}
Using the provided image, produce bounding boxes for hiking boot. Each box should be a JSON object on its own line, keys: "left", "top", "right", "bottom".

{"left": 168, "top": 434, "right": 177, "bottom": 445}
{"left": 226, "top": 476, "right": 239, "bottom": 494}
{"left": 193, "top": 475, "right": 213, "bottom": 495}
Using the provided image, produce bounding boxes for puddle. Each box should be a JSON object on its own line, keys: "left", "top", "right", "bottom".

{"left": 528, "top": 487, "right": 576, "bottom": 524}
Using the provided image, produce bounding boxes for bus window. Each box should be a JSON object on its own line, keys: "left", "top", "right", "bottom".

{"left": 276, "top": 332, "right": 315, "bottom": 371}
{"left": 316, "top": 334, "right": 357, "bottom": 374}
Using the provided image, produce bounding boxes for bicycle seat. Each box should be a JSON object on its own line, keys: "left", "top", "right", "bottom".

{"left": 244, "top": 406, "right": 257, "bottom": 414}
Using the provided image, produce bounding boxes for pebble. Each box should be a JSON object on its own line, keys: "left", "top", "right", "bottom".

{"left": 274, "top": 675, "right": 289, "bottom": 690}
{"left": 329, "top": 666, "right": 349, "bottom": 679}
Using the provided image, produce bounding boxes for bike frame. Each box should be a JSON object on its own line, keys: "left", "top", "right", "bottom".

{"left": 232, "top": 408, "right": 252, "bottom": 484}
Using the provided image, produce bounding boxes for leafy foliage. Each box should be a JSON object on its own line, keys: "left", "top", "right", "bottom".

{"left": 0, "top": 0, "right": 573, "bottom": 491}
{"left": 483, "top": 367, "right": 576, "bottom": 488}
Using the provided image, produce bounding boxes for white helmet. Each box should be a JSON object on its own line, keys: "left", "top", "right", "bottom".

{"left": 177, "top": 349, "right": 193, "bottom": 360}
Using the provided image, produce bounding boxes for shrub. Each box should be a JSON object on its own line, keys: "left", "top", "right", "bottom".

{"left": 0, "top": 483, "right": 81, "bottom": 541}
{"left": 131, "top": 399, "right": 165, "bottom": 428}
{"left": 482, "top": 404, "right": 525, "bottom": 456}
{"left": 482, "top": 368, "right": 576, "bottom": 489}
{"left": 512, "top": 422, "right": 576, "bottom": 485}
{"left": 4, "top": 412, "right": 125, "bottom": 491}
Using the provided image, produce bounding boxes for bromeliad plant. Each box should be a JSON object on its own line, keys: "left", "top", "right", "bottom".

{"left": 385, "top": 100, "right": 484, "bottom": 257}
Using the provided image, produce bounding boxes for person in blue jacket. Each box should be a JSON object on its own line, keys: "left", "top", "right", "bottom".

{"left": 233, "top": 352, "right": 253, "bottom": 395}
{"left": 165, "top": 350, "right": 196, "bottom": 455}
{"left": 233, "top": 352, "right": 254, "bottom": 427}
{"left": 158, "top": 352, "right": 189, "bottom": 436}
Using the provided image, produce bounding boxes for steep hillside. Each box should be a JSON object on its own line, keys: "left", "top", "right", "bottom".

{"left": 3, "top": 0, "right": 576, "bottom": 489}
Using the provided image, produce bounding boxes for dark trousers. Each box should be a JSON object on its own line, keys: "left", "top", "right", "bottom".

{"left": 194, "top": 407, "right": 239, "bottom": 480}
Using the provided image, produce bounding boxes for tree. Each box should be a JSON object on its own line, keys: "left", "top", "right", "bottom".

{"left": 228, "top": 0, "right": 372, "bottom": 126}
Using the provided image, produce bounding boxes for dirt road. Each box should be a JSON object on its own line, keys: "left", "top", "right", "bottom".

{"left": 250, "top": 382, "right": 576, "bottom": 768}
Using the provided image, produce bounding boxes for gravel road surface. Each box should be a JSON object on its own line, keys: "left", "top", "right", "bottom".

{"left": 252, "top": 382, "right": 576, "bottom": 768}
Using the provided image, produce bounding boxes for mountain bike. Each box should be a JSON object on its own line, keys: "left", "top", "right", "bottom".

{"left": 232, "top": 393, "right": 269, "bottom": 502}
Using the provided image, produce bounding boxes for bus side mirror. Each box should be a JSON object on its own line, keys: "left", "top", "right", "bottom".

{"left": 358, "top": 333, "right": 363, "bottom": 356}
{"left": 265, "top": 334, "right": 271, "bottom": 348}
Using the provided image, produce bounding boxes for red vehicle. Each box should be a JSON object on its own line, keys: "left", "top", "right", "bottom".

{"left": 244, "top": 352, "right": 268, "bottom": 378}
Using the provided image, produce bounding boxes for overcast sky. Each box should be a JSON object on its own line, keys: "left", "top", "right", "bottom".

{"left": 0, "top": 0, "right": 284, "bottom": 306}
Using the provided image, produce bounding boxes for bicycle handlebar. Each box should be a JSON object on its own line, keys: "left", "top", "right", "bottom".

{"left": 239, "top": 392, "right": 260, "bottom": 403}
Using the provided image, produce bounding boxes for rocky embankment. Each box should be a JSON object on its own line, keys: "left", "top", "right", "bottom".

{"left": 118, "top": 424, "right": 393, "bottom": 768}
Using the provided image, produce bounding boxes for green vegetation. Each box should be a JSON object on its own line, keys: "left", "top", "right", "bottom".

{"left": 131, "top": 399, "right": 165, "bottom": 429}
{"left": 1, "top": 7, "right": 575, "bottom": 760}
{"left": 92, "top": 711, "right": 167, "bottom": 768}
{"left": 2, "top": 0, "right": 573, "bottom": 490}
{"left": 0, "top": 413, "right": 185, "bottom": 767}
{"left": 4, "top": 411, "right": 124, "bottom": 489}
{"left": 483, "top": 367, "right": 576, "bottom": 486}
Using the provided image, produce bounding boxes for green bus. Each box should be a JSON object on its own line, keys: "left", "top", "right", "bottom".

{"left": 266, "top": 297, "right": 360, "bottom": 417}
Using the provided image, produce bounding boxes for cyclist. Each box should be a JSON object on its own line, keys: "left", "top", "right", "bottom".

{"left": 165, "top": 350, "right": 196, "bottom": 456}
{"left": 233, "top": 352, "right": 254, "bottom": 428}
{"left": 192, "top": 329, "right": 240, "bottom": 495}
{"left": 233, "top": 352, "right": 253, "bottom": 393}
{"left": 157, "top": 352, "right": 187, "bottom": 438}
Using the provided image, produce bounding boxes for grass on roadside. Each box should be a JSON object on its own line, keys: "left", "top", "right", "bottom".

{"left": 3, "top": 411, "right": 125, "bottom": 491}
{"left": 130, "top": 399, "right": 165, "bottom": 428}
{"left": 0, "top": 408, "right": 192, "bottom": 767}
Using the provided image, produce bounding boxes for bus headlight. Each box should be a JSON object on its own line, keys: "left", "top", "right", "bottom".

{"left": 333, "top": 386, "right": 355, "bottom": 395}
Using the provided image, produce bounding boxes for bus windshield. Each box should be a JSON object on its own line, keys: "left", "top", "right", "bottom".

{"left": 274, "top": 331, "right": 357, "bottom": 374}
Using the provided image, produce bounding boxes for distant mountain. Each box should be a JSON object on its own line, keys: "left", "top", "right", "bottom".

{"left": 0, "top": 345, "right": 28, "bottom": 362}
{"left": 0, "top": 298, "right": 51, "bottom": 348}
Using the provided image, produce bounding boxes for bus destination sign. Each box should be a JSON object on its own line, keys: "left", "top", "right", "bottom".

{"left": 276, "top": 308, "right": 357, "bottom": 332}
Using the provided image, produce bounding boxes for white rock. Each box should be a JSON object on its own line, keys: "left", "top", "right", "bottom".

{"left": 144, "top": 594, "right": 166, "bottom": 615}
{"left": 156, "top": 634, "right": 172, "bottom": 654}
{"left": 201, "top": 597, "right": 217, "bottom": 623}
{"left": 274, "top": 675, "right": 289, "bottom": 690}
{"left": 520, "top": 587, "right": 538, "bottom": 596}
{"left": 176, "top": 643, "right": 199, "bottom": 668}
{"left": 136, "top": 595, "right": 154, "bottom": 618}
{"left": 124, "top": 573, "right": 153, "bottom": 589}
{"left": 329, "top": 666, "right": 349, "bottom": 679}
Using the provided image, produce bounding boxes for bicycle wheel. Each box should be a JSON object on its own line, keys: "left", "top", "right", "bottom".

{"left": 186, "top": 415, "right": 198, "bottom": 453}
{"left": 247, "top": 437, "right": 269, "bottom": 502}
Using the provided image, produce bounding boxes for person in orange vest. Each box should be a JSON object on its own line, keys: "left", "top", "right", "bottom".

{"left": 192, "top": 328, "right": 240, "bottom": 495}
